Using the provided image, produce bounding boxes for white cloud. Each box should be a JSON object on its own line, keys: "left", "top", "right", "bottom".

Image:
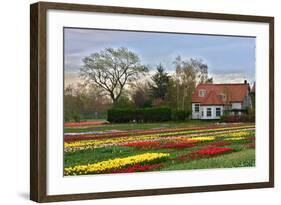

{"left": 211, "top": 73, "right": 254, "bottom": 85}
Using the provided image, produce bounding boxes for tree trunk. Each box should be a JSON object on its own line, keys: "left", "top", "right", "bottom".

{"left": 112, "top": 98, "right": 117, "bottom": 105}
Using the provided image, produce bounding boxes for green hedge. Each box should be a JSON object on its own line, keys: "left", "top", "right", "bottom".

{"left": 172, "top": 110, "right": 187, "bottom": 121}
{"left": 107, "top": 109, "right": 134, "bottom": 123}
{"left": 220, "top": 114, "right": 255, "bottom": 123}
{"left": 107, "top": 107, "right": 172, "bottom": 123}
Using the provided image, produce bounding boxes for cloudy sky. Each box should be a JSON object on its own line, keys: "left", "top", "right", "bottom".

{"left": 64, "top": 28, "right": 255, "bottom": 86}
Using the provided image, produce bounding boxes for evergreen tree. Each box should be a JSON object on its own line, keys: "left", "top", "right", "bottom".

{"left": 149, "top": 64, "right": 170, "bottom": 101}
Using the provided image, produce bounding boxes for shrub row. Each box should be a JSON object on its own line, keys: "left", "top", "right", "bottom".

{"left": 219, "top": 114, "right": 255, "bottom": 123}
{"left": 171, "top": 110, "right": 191, "bottom": 121}
{"left": 107, "top": 107, "right": 172, "bottom": 123}
{"left": 64, "top": 112, "right": 81, "bottom": 122}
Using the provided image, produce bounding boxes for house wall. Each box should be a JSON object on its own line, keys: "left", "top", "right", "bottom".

{"left": 192, "top": 103, "right": 224, "bottom": 120}
{"left": 230, "top": 90, "right": 252, "bottom": 116}
{"left": 231, "top": 102, "right": 242, "bottom": 109}
{"left": 242, "top": 90, "right": 252, "bottom": 109}
{"left": 200, "top": 106, "right": 224, "bottom": 120}
{"left": 192, "top": 103, "right": 201, "bottom": 119}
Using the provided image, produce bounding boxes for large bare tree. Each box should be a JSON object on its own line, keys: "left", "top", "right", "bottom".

{"left": 172, "top": 56, "right": 212, "bottom": 111}
{"left": 80, "top": 47, "right": 148, "bottom": 104}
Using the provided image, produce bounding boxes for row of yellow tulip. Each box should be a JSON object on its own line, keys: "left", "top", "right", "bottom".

{"left": 226, "top": 137, "right": 247, "bottom": 141}
{"left": 64, "top": 152, "right": 170, "bottom": 175}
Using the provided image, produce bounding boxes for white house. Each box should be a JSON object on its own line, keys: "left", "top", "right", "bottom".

{"left": 191, "top": 81, "right": 252, "bottom": 120}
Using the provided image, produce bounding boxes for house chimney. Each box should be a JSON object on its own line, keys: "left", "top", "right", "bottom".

{"left": 244, "top": 80, "right": 247, "bottom": 84}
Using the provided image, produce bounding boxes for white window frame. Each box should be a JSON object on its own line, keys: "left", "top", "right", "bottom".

{"left": 207, "top": 108, "right": 212, "bottom": 117}
{"left": 194, "top": 104, "right": 200, "bottom": 112}
{"left": 199, "top": 89, "right": 206, "bottom": 97}
{"left": 216, "top": 107, "right": 221, "bottom": 117}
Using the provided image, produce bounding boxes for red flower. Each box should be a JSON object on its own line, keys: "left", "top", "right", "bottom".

{"left": 196, "top": 147, "right": 233, "bottom": 155}
{"left": 123, "top": 141, "right": 160, "bottom": 147}
{"left": 159, "top": 142, "right": 195, "bottom": 149}
{"left": 207, "top": 141, "right": 231, "bottom": 147}
{"left": 111, "top": 163, "right": 164, "bottom": 173}
{"left": 171, "top": 147, "right": 234, "bottom": 162}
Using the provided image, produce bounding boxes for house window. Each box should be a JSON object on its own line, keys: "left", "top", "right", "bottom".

{"left": 195, "top": 104, "right": 200, "bottom": 112}
{"left": 207, "top": 108, "right": 212, "bottom": 117}
{"left": 216, "top": 107, "right": 221, "bottom": 117}
{"left": 199, "top": 89, "right": 206, "bottom": 97}
{"left": 219, "top": 94, "right": 226, "bottom": 100}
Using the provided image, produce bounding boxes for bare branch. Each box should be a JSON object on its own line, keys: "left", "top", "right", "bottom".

{"left": 80, "top": 47, "right": 149, "bottom": 103}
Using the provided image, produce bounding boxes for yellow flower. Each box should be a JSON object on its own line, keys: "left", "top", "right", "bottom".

{"left": 225, "top": 137, "right": 246, "bottom": 141}
{"left": 216, "top": 131, "right": 254, "bottom": 138}
{"left": 191, "top": 136, "right": 215, "bottom": 141}
{"left": 64, "top": 152, "right": 170, "bottom": 175}
{"left": 64, "top": 125, "right": 255, "bottom": 151}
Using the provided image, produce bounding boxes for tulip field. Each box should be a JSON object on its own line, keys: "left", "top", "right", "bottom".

{"left": 64, "top": 122, "right": 255, "bottom": 176}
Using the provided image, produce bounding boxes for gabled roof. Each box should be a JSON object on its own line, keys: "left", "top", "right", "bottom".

{"left": 192, "top": 83, "right": 250, "bottom": 105}
{"left": 201, "top": 90, "right": 224, "bottom": 105}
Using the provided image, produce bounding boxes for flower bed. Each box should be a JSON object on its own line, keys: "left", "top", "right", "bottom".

{"left": 170, "top": 153, "right": 192, "bottom": 162}
{"left": 225, "top": 137, "right": 246, "bottom": 141}
{"left": 64, "top": 152, "right": 170, "bottom": 175}
{"left": 196, "top": 147, "right": 233, "bottom": 155}
{"left": 159, "top": 142, "right": 195, "bottom": 149}
{"left": 123, "top": 141, "right": 195, "bottom": 149}
{"left": 64, "top": 123, "right": 256, "bottom": 175}
{"left": 64, "top": 134, "right": 161, "bottom": 150}
{"left": 64, "top": 127, "right": 255, "bottom": 152}
{"left": 216, "top": 131, "right": 254, "bottom": 138}
{"left": 207, "top": 141, "right": 232, "bottom": 147}
{"left": 111, "top": 163, "right": 163, "bottom": 173}
{"left": 123, "top": 141, "right": 161, "bottom": 147}
{"left": 65, "top": 121, "right": 108, "bottom": 127}
{"left": 64, "top": 125, "right": 255, "bottom": 142}
{"left": 171, "top": 147, "right": 234, "bottom": 162}
{"left": 191, "top": 136, "right": 215, "bottom": 141}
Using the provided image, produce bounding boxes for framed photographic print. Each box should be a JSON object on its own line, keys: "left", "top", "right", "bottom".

{"left": 30, "top": 1, "right": 274, "bottom": 202}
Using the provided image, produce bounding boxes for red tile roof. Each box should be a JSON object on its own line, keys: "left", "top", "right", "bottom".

{"left": 201, "top": 90, "right": 224, "bottom": 105}
{"left": 192, "top": 83, "right": 250, "bottom": 105}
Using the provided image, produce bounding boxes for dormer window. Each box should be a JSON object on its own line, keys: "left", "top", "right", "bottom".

{"left": 199, "top": 89, "right": 206, "bottom": 97}
{"left": 219, "top": 94, "right": 226, "bottom": 100}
